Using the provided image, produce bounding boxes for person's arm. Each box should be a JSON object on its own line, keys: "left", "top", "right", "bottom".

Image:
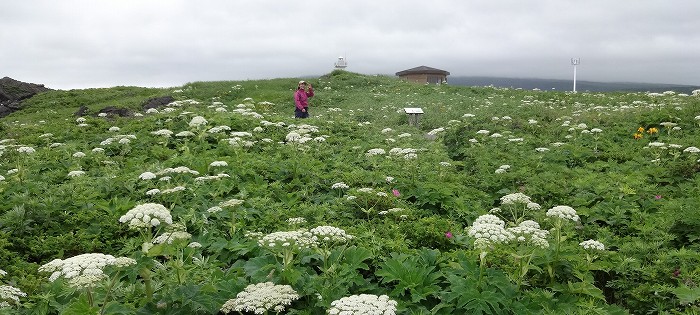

{"left": 306, "top": 85, "right": 314, "bottom": 97}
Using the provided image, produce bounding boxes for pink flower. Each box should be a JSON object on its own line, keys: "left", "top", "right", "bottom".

{"left": 392, "top": 189, "right": 400, "bottom": 197}
{"left": 445, "top": 231, "right": 453, "bottom": 239}
{"left": 655, "top": 195, "right": 662, "bottom": 200}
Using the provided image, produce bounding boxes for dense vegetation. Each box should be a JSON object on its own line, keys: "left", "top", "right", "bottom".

{"left": 1, "top": 70, "right": 699, "bottom": 314}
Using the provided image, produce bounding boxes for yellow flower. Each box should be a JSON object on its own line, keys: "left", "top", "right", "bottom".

{"left": 633, "top": 133, "right": 643, "bottom": 140}
{"left": 637, "top": 127, "right": 645, "bottom": 133}
{"left": 647, "top": 127, "right": 659, "bottom": 134}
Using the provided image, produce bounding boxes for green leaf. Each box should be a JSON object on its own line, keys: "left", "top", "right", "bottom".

{"left": 341, "top": 246, "right": 373, "bottom": 271}
{"left": 244, "top": 255, "right": 278, "bottom": 282}
{"left": 673, "top": 285, "right": 700, "bottom": 305}
{"left": 101, "top": 301, "right": 136, "bottom": 314}
{"left": 60, "top": 296, "right": 99, "bottom": 315}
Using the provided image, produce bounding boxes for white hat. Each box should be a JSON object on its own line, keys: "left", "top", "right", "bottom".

{"left": 299, "top": 80, "right": 306, "bottom": 84}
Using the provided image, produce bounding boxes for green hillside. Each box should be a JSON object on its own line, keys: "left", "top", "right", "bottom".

{"left": 1, "top": 70, "right": 700, "bottom": 314}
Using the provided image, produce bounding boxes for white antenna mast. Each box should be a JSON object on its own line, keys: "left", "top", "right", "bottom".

{"left": 571, "top": 58, "right": 580, "bottom": 93}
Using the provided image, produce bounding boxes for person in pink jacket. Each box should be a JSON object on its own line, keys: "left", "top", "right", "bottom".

{"left": 294, "top": 80, "right": 314, "bottom": 118}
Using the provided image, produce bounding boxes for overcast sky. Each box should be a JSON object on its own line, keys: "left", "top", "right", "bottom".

{"left": 2, "top": 0, "right": 699, "bottom": 89}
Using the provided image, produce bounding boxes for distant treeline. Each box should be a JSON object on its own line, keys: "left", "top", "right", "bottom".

{"left": 447, "top": 76, "right": 700, "bottom": 94}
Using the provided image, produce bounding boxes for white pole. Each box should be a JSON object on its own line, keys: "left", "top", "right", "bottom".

{"left": 571, "top": 58, "right": 580, "bottom": 93}
{"left": 573, "top": 64, "right": 577, "bottom": 93}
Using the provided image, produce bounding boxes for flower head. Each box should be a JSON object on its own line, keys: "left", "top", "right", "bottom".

{"left": 546, "top": 205, "right": 579, "bottom": 222}
{"left": 221, "top": 282, "right": 299, "bottom": 314}
{"left": 328, "top": 294, "right": 397, "bottom": 315}
{"left": 310, "top": 225, "right": 353, "bottom": 242}
{"left": 118, "top": 203, "right": 173, "bottom": 229}
{"left": 38, "top": 253, "right": 135, "bottom": 288}
{"left": 579, "top": 239, "right": 605, "bottom": 251}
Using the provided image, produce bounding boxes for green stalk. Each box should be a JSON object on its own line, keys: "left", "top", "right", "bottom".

{"left": 99, "top": 272, "right": 121, "bottom": 315}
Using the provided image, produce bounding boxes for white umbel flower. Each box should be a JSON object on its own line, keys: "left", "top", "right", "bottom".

{"left": 139, "top": 172, "right": 157, "bottom": 180}
{"left": 500, "top": 193, "right": 532, "bottom": 205}
{"left": 210, "top": 161, "right": 228, "bottom": 167}
{"left": 0, "top": 284, "right": 27, "bottom": 306}
{"left": 16, "top": 146, "right": 35, "bottom": 154}
{"left": 507, "top": 220, "right": 550, "bottom": 248}
{"left": 546, "top": 205, "right": 580, "bottom": 222}
{"left": 67, "top": 170, "right": 85, "bottom": 178}
{"left": 220, "top": 282, "right": 299, "bottom": 314}
{"left": 331, "top": 182, "right": 349, "bottom": 189}
{"left": 38, "top": 253, "right": 135, "bottom": 288}
{"left": 310, "top": 226, "right": 354, "bottom": 242}
{"left": 189, "top": 116, "right": 208, "bottom": 128}
{"left": 579, "top": 239, "right": 605, "bottom": 251}
{"left": 257, "top": 230, "right": 318, "bottom": 249}
{"left": 328, "top": 294, "right": 397, "bottom": 315}
{"left": 119, "top": 203, "right": 173, "bottom": 229}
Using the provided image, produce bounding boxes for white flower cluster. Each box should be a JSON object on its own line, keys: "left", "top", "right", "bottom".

{"left": 72, "top": 151, "right": 86, "bottom": 158}
{"left": 257, "top": 230, "right": 317, "bottom": 250}
{"left": 220, "top": 282, "right": 299, "bottom": 314}
{"left": 67, "top": 170, "right": 85, "bottom": 178}
{"left": 157, "top": 166, "right": 200, "bottom": 175}
{"left": 189, "top": 116, "right": 208, "bottom": 128}
{"left": 366, "top": 148, "right": 386, "bottom": 156}
{"left": 207, "top": 206, "right": 223, "bottom": 213}
{"left": 507, "top": 220, "right": 549, "bottom": 248}
{"left": 0, "top": 285, "right": 26, "bottom": 307}
{"left": 38, "top": 253, "right": 136, "bottom": 288}
{"left": 495, "top": 165, "right": 510, "bottom": 174}
{"left": 379, "top": 208, "right": 404, "bottom": 215}
{"left": 16, "top": 146, "right": 35, "bottom": 154}
{"left": 160, "top": 186, "right": 186, "bottom": 194}
{"left": 208, "top": 125, "right": 232, "bottom": 134}
{"left": 684, "top": 146, "right": 700, "bottom": 153}
{"left": 194, "top": 174, "right": 230, "bottom": 182}
{"left": 220, "top": 198, "right": 244, "bottom": 208}
{"left": 388, "top": 147, "right": 418, "bottom": 158}
{"left": 467, "top": 214, "right": 514, "bottom": 249}
{"left": 310, "top": 226, "right": 354, "bottom": 242}
{"left": 328, "top": 294, "right": 397, "bottom": 315}
{"left": 151, "top": 129, "right": 174, "bottom": 137}
{"left": 153, "top": 231, "right": 192, "bottom": 244}
{"left": 579, "top": 239, "right": 605, "bottom": 251}
{"left": 118, "top": 203, "right": 173, "bottom": 229}
{"left": 500, "top": 193, "right": 532, "bottom": 205}
{"left": 139, "top": 172, "right": 157, "bottom": 180}
{"left": 287, "top": 217, "right": 307, "bottom": 225}
{"left": 546, "top": 205, "right": 579, "bottom": 222}
{"left": 99, "top": 134, "right": 137, "bottom": 146}
{"left": 176, "top": 131, "right": 195, "bottom": 137}
{"left": 427, "top": 127, "right": 445, "bottom": 136}
{"left": 210, "top": 160, "right": 228, "bottom": 167}
{"left": 332, "top": 182, "right": 349, "bottom": 189}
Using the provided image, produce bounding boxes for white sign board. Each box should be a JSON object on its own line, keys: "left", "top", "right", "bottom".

{"left": 404, "top": 108, "right": 424, "bottom": 114}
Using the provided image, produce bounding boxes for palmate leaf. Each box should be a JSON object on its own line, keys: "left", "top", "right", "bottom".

{"left": 442, "top": 275, "right": 508, "bottom": 315}
{"left": 672, "top": 285, "right": 700, "bottom": 305}
{"left": 340, "top": 246, "right": 373, "bottom": 271}
{"left": 375, "top": 252, "right": 443, "bottom": 303}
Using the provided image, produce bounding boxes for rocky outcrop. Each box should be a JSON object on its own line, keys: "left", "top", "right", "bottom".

{"left": 0, "top": 77, "right": 51, "bottom": 118}
{"left": 143, "top": 96, "right": 175, "bottom": 110}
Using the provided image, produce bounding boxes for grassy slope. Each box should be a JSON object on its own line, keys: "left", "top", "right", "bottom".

{"left": 1, "top": 70, "right": 700, "bottom": 313}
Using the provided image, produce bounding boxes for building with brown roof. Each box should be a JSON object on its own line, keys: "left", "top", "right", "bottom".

{"left": 395, "top": 66, "right": 450, "bottom": 84}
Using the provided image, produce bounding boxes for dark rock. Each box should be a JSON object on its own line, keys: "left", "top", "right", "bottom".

{"left": 74, "top": 105, "right": 89, "bottom": 117}
{"left": 0, "top": 77, "right": 51, "bottom": 118}
{"left": 97, "top": 106, "right": 131, "bottom": 117}
{"left": 142, "top": 96, "right": 175, "bottom": 110}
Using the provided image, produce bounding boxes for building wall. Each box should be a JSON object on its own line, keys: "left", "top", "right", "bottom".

{"left": 399, "top": 74, "right": 447, "bottom": 84}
